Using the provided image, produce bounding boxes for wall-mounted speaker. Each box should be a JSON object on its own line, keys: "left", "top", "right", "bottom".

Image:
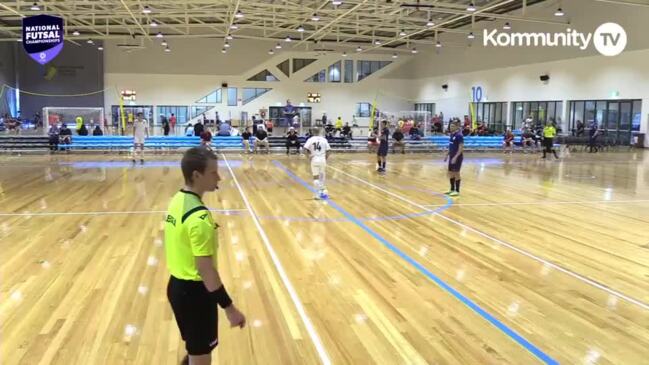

{"left": 539, "top": 75, "right": 550, "bottom": 82}
{"left": 442, "top": 84, "right": 448, "bottom": 91}
{"left": 221, "top": 82, "right": 228, "bottom": 88}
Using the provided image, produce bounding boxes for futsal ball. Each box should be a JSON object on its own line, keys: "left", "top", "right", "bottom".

{"left": 320, "top": 189, "right": 328, "bottom": 199}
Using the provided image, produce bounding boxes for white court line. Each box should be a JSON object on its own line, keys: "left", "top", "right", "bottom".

{"left": 222, "top": 154, "right": 331, "bottom": 365}
{"left": 423, "top": 199, "right": 649, "bottom": 208}
{"left": 0, "top": 209, "right": 247, "bottom": 217}
{"left": 330, "top": 165, "right": 649, "bottom": 312}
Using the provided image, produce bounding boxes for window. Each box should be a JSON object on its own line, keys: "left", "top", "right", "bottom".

{"left": 305, "top": 69, "right": 326, "bottom": 82}
{"left": 196, "top": 89, "right": 222, "bottom": 103}
{"left": 277, "top": 59, "right": 290, "bottom": 77}
{"left": 344, "top": 60, "right": 353, "bottom": 83}
{"left": 414, "top": 103, "right": 435, "bottom": 115}
{"left": 469, "top": 102, "right": 507, "bottom": 133}
{"left": 328, "top": 61, "right": 341, "bottom": 82}
{"left": 242, "top": 88, "right": 271, "bottom": 105}
{"left": 247, "top": 69, "right": 279, "bottom": 82}
{"left": 568, "top": 99, "right": 641, "bottom": 144}
{"left": 356, "top": 60, "right": 391, "bottom": 81}
{"left": 293, "top": 58, "right": 316, "bottom": 73}
{"left": 510, "top": 101, "right": 563, "bottom": 130}
{"left": 356, "top": 102, "right": 372, "bottom": 118}
{"left": 157, "top": 106, "right": 188, "bottom": 125}
{"left": 227, "top": 87, "right": 237, "bottom": 106}
{"left": 191, "top": 106, "right": 209, "bottom": 119}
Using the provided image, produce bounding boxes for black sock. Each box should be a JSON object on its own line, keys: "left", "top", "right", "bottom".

{"left": 382, "top": 161, "right": 386, "bottom": 169}
{"left": 455, "top": 179, "right": 461, "bottom": 193}
{"left": 450, "top": 178, "right": 456, "bottom": 191}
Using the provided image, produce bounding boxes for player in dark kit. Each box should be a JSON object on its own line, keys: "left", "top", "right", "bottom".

{"left": 377, "top": 121, "right": 389, "bottom": 173}
{"left": 444, "top": 123, "right": 464, "bottom": 197}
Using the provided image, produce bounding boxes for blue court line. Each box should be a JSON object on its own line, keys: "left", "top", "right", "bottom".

{"left": 272, "top": 160, "right": 558, "bottom": 365}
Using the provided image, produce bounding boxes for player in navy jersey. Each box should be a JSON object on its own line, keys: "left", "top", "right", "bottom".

{"left": 376, "top": 121, "right": 389, "bottom": 173}
{"left": 444, "top": 123, "right": 464, "bottom": 196}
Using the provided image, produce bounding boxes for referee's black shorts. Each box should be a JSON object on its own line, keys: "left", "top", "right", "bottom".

{"left": 167, "top": 276, "right": 219, "bottom": 355}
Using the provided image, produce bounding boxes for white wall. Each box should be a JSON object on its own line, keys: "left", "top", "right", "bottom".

{"left": 104, "top": 42, "right": 414, "bottom": 132}
{"left": 411, "top": 48, "right": 649, "bottom": 146}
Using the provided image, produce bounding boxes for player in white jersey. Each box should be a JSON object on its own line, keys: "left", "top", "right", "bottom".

{"left": 132, "top": 112, "right": 149, "bottom": 164}
{"left": 303, "top": 128, "right": 331, "bottom": 199}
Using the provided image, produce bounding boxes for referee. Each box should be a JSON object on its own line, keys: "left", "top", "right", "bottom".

{"left": 165, "top": 147, "right": 246, "bottom": 365}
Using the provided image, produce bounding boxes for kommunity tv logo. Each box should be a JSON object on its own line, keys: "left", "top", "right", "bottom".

{"left": 483, "top": 23, "right": 627, "bottom": 56}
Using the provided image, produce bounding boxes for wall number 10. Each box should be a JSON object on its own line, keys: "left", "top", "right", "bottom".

{"left": 471, "top": 86, "right": 483, "bottom": 103}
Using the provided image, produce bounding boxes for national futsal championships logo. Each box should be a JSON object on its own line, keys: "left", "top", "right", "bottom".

{"left": 483, "top": 22, "right": 627, "bottom": 57}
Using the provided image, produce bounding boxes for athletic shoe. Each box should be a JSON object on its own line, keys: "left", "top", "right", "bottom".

{"left": 319, "top": 193, "right": 329, "bottom": 199}
{"left": 444, "top": 190, "right": 454, "bottom": 195}
{"left": 449, "top": 191, "right": 459, "bottom": 197}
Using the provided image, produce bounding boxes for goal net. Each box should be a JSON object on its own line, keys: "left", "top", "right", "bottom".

{"left": 397, "top": 110, "right": 432, "bottom": 136}
{"left": 43, "top": 107, "right": 105, "bottom": 133}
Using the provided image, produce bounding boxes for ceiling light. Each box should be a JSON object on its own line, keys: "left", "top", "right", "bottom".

{"left": 268, "top": 49, "right": 274, "bottom": 55}
{"left": 150, "top": 21, "right": 158, "bottom": 27}
{"left": 467, "top": 32, "right": 475, "bottom": 39}
{"left": 374, "top": 40, "right": 381, "bottom": 45}
{"left": 554, "top": 7, "right": 564, "bottom": 17}
{"left": 411, "top": 48, "right": 418, "bottom": 54}
{"left": 356, "top": 46, "right": 362, "bottom": 52}
{"left": 226, "top": 34, "right": 233, "bottom": 40}
{"left": 275, "top": 43, "right": 282, "bottom": 49}
{"left": 161, "top": 40, "right": 168, "bottom": 47}
{"left": 399, "top": 30, "right": 406, "bottom": 36}
{"left": 297, "top": 25, "right": 305, "bottom": 32}
{"left": 503, "top": 22, "right": 511, "bottom": 30}
{"left": 235, "top": 10, "right": 244, "bottom": 18}
{"left": 426, "top": 19, "right": 434, "bottom": 27}
{"left": 230, "top": 24, "right": 239, "bottom": 30}
{"left": 165, "top": 48, "right": 171, "bottom": 53}
{"left": 30, "top": 3, "right": 40, "bottom": 11}
{"left": 332, "top": 0, "right": 343, "bottom": 5}
{"left": 342, "top": 52, "right": 347, "bottom": 57}
{"left": 98, "top": 46, "right": 104, "bottom": 51}
{"left": 224, "top": 42, "right": 231, "bottom": 48}
{"left": 467, "top": 3, "right": 476, "bottom": 12}
{"left": 156, "top": 32, "right": 163, "bottom": 38}
{"left": 285, "top": 36, "right": 292, "bottom": 42}
{"left": 311, "top": 13, "right": 320, "bottom": 21}
{"left": 392, "top": 53, "right": 398, "bottom": 58}
{"left": 221, "top": 48, "right": 227, "bottom": 54}
{"left": 16, "top": 38, "right": 22, "bottom": 42}
{"left": 436, "top": 41, "right": 442, "bottom": 48}
{"left": 72, "top": 30, "right": 80, "bottom": 36}
{"left": 142, "top": 5, "right": 152, "bottom": 14}
{"left": 87, "top": 39, "right": 94, "bottom": 44}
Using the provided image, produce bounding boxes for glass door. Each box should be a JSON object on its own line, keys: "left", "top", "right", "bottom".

{"left": 619, "top": 101, "right": 632, "bottom": 145}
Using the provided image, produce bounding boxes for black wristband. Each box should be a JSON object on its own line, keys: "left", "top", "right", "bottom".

{"left": 209, "top": 286, "right": 233, "bottom": 309}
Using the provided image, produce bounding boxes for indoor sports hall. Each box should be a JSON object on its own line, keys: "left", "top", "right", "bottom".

{"left": 1, "top": 1, "right": 648, "bottom": 364}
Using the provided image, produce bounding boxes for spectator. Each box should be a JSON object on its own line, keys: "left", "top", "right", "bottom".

{"left": 185, "top": 123, "right": 194, "bottom": 136}
{"left": 392, "top": 128, "right": 405, "bottom": 154}
{"left": 321, "top": 113, "right": 327, "bottom": 126}
{"left": 78, "top": 123, "right": 89, "bottom": 136}
{"left": 292, "top": 115, "right": 300, "bottom": 130}
{"left": 324, "top": 121, "right": 335, "bottom": 139}
{"left": 59, "top": 123, "right": 72, "bottom": 150}
{"left": 254, "top": 127, "right": 270, "bottom": 154}
{"left": 241, "top": 127, "right": 252, "bottom": 153}
{"left": 576, "top": 120, "right": 585, "bottom": 137}
{"left": 48, "top": 124, "right": 60, "bottom": 151}
{"left": 335, "top": 117, "right": 343, "bottom": 135}
{"left": 218, "top": 122, "right": 231, "bottom": 137}
{"left": 265, "top": 119, "right": 273, "bottom": 135}
{"left": 409, "top": 125, "right": 422, "bottom": 140}
{"left": 201, "top": 128, "right": 213, "bottom": 150}
{"left": 367, "top": 128, "right": 379, "bottom": 153}
{"left": 169, "top": 113, "right": 176, "bottom": 134}
{"left": 588, "top": 120, "right": 599, "bottom": 153}
{"left": 93, "top": 125, "right": 104, "bottom": 136}
{"left": 503, "top": 128, "right": 514, "bottom": 154}
{"left": 521, "top": 127, "right": 535, "bottom": 154}
{"left": 286, "top": 128, "right": 300, "bottom": 155}
{"left": 162, "top": 119, "right": 170, "bottom": 136}
{"left": 342, "top": 122, "right": 352, "bottom": 139}
{"left": 193, "top": 120, "right": 204, "bottom": 137}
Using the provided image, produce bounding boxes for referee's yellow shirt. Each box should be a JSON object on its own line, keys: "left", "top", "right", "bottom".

{"left": 543, "top": 126, "right": 557, "bottom": 138}
{"left": 164, "top": 190, "right": 219, "bottom": 281}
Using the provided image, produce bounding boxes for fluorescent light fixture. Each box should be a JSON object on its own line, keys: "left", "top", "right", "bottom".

{"left": 30, "top": 3, "right": 40, "bottom": 11}
{"left": 156, "top": 32, "right": 163, "bottom": 38}
{"left": 503, "top": 22, "right": 511, "bottom": 30}
{"left": 411, "top": 48, "right": 418, "bottom": 54}
{"left": 467, "top": 3, "right": 476, "bottom": 12}
{"left": 297, "top": 25, "right": 305, "bottom": 32}
{"left": 142, "top": 5, "right": 152, "bottom": 14}
{"left": 72, "top": 30, "right": 80, "bottom": 36}
{"left": 554, "top": 8, "right": 564, "bottom": 16}
{"left": 235, "top": 10, "right": 244, "bottom": 18}
{"left": 467, "top": 32, "right": 475, "bottom": 39}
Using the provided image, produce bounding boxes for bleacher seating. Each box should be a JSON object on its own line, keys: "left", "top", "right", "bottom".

{"left": 58, "top": 135, "right": 244, "bottom": 151}
{"left": 0, "top": 135, "right": 50, "bottom": 151}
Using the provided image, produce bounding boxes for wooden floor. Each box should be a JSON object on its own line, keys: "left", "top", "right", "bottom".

{"left": 1, "top": 150, "right": 648, "bottom": 365}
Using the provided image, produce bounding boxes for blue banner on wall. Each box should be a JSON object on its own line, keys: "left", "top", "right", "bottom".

{"left": 22, "top": 15, "right": 64, "bottom": 65}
